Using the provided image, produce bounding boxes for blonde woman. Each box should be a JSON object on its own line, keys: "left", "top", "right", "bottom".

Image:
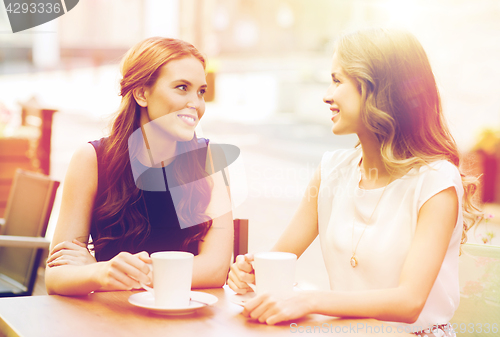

{"left": 228, "top": 28, "right": 481, "bottom": 336}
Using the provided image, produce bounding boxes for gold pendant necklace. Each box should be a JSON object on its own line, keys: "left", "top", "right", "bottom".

{"left": 351, "top": 175, "right": 392, "bottom": 268}
{"left": 350, "top": 254, "right": 358, "bottom": 268}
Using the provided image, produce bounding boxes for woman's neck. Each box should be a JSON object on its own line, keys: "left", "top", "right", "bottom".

{"left": 152, "top": 141, "right": 177, "bottom": 167}
{"left": 139, "top": 110, "right": 177, "bottom": 167}
{"left": 358, "top": 132, "right": 391, "bottom": 189}
{"left": 135, "top": 141, "right": 177, "bottom": 168}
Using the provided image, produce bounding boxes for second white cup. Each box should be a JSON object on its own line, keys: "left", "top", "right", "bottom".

{"left": 141, "top": 251, "right": 193, "bottom": 308}
{"left": 253, "top": 252, "right": 297, "bottom": 299}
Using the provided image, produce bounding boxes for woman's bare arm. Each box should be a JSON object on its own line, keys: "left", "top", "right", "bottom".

{"left": 45, "top": 144, "right": 150, "bottom": 295}
{"left": 271, "top": 164, "right": 321, "bottom": 256}
{"left": 228, "top": 164, "right": 321, "bottom": 293}
{"left": 192, "top": 145, "right": 234, "bottom": 288}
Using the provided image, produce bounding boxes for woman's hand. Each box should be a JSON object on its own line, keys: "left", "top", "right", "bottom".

{"left": 46, "top": 240, "right": 96, "bottom": 267}
{"left": 96, "top": 251, "right": 152, "bottom": 291}
{"left": 242, "top": 291, "right": 314, "bottom": 325}
{"left": 227, "top": 253, "right": 255, "bottom": 294}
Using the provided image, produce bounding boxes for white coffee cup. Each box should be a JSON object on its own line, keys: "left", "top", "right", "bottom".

{"left": 141, "top": 251, "right": 193, "bottom": 308}
{"left": 253, "top": 252, "right": 297, "bottom": 299}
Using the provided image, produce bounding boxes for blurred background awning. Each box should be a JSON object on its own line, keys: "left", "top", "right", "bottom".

{"left": 1, "top": 0, "right": 499, "bottom": 149}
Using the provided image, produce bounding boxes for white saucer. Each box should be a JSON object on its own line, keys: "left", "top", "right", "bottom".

{"left": 229, "top": 287, "right": 302, "bottom": 306}
{"left": 229, "top": 291, "right": 256, "bottom": 306}
{"left": 128, "top": 291, "right": 218, "bottom": 315}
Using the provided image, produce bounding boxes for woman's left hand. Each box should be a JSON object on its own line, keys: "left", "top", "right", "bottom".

{"left": 46, "top": 239, "right": 96, "bottom": 267}
{"left": 242, "top": 291, "right": 314, "bottom": 325}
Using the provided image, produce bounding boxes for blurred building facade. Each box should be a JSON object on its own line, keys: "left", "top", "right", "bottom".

{"left": 1, "top": 0, "right": 500, "bottom": 151}
{"left": 1, "top": 0, "right": 391, "bottom": 69}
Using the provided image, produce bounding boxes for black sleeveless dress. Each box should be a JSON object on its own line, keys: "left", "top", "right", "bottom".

{"left": 89, "top": 137, "right": 209, "bottom": 262}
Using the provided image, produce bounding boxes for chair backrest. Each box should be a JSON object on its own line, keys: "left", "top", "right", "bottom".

{"left": 233, "top": 219, "right": 248, "bottom": 262}
{"left": 450, "top": 243, "right": 500, "bottom": 336}
{"left": 0, "top": 169, "right": 59, "bottom": 296}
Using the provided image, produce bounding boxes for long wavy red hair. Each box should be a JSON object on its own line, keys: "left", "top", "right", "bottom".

{"left": 92, "top": 37, "right": 213, "bottom": 253}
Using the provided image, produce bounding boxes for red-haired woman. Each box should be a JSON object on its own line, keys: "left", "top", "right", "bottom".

{"left": 46, "top": 38, "right": 233, "bottom": 295}
{"left": 228, "top": 28, "right": 482, "bottom": 336}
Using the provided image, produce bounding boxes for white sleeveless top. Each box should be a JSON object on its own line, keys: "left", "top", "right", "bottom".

{"left": 318, "top": 147, "right": 463, "bottom": 329}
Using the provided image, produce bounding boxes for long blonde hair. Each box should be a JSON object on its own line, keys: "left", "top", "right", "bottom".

{"left": 334, "top": 28, "right": 482, "bottom": 245}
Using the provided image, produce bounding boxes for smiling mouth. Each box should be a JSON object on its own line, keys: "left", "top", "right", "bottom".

{"left": 179, "top": 115, "right": 195, "bottom": 122}
{"left": 177, "top": 114, "right": 197, "bottom": 128}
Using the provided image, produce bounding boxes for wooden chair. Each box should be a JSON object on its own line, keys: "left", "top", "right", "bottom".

{"left": 0, "top": 138, "right": 35, "bottom": 217}
{"left": 19, "top": 97, "right": 58, "bottom": 176}
{"left": 0, "top": 169, "right": 59, "bottom": 297}
{"left": 233, "top": 219, "right": 248, "bottom": 262}
{"left": 450, "top": 243, "right": 500, "bottom": 336}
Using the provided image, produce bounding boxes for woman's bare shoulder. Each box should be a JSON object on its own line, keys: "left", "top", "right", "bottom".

{"left": 73, "top": 142, "right": 99, "bottom": 163}
{"left": 65, "top": 143, "right": 98, "bottom": 188}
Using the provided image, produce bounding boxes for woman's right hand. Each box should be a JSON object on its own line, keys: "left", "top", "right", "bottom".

{"left": 96, "top": 251, "right": 152, "bottom": 291}
{"left": 46, "top": 239, "right": 96, "bottom": 267}
{"left": 227, "top": 253, "right": 255, "bottom": 294}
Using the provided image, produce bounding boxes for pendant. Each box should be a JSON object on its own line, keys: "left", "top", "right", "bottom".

{"left": 350, "top": 255, "right": 358, "bottom": 268}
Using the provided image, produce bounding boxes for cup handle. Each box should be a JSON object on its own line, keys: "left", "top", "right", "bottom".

{"left": 246, "top": 282, "right": 257, "bottom": 292}
{"left": 248, "top": 261, "right": 256, "bottom": 292}
{"left": 140, "top": 264, "right": 154, "bottom": 293}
